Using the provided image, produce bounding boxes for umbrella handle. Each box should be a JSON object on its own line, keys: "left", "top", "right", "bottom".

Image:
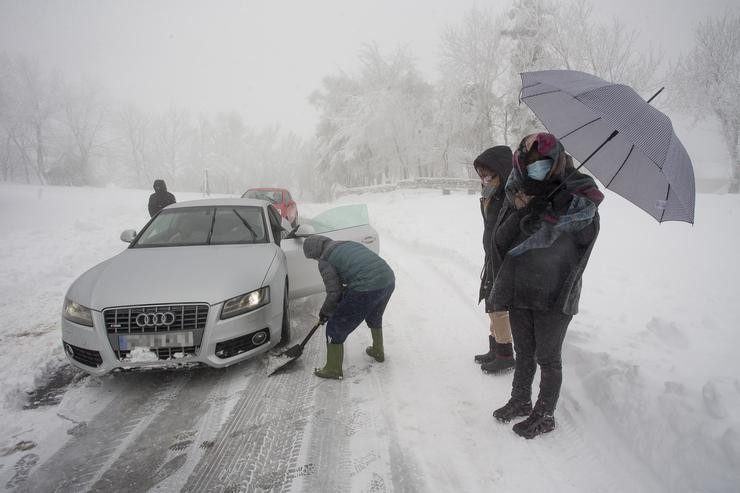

{"left": 548, "top": 129, "right": 619, "bottom": 200}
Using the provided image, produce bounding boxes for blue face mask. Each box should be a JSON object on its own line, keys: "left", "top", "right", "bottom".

{"left": 527, "top": 159, "right": 553, "bottom": 181}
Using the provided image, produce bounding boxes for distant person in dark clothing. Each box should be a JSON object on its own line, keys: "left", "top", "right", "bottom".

{"left": 148, "top": 179, "right": 176, "bottom": 217}
{"left": 303, "top": 235, "right": 395, "bottom": 380}
{"left": 490, "top": 132, "right": 603, "bottom": 439}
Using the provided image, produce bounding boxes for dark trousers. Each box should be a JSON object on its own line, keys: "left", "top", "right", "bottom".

{"left": 326, "top": 282, "right": 395, "bottom": 344}
{"left": 509, "top": 308, "right": 572, "bottom": 414}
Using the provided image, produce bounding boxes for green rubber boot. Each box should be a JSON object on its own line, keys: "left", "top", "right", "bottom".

{"left": 314, "top": 343, "right": 344, "bottom": 380}
{"left": 365, "top": 328, "right": 385, "bottom": 362}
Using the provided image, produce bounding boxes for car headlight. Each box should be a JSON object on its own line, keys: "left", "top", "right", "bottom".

{"left": 220, "top": 287, "right": 270, "bottom": 319}
{"left": 63, "top": 298, "right": 94, "bottom": 327}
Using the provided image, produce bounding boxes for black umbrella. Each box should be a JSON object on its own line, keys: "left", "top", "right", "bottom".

{"left": 520, "top": 70, "right": 695, "bottom": 223}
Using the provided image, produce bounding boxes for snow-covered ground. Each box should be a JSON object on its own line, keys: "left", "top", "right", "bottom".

{"left": 0, "top": 182, "right": 738, "bottom": 492}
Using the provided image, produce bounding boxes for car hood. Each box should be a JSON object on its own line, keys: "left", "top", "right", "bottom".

{"left": 67, "top": 244, "right": 278, "bottom": 310}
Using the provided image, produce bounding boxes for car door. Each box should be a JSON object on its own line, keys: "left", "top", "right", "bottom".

{"left": 282, "top": 204, "right": 379, "bottom": 299}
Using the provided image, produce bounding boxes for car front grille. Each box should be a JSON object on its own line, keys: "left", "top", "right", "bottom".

{"left": 103, "top": 304, "right": 208, "bottom": 361}
{"left": 103, "top": 304, "right": 209, "bottom": 334}
{"left": 64, "top": 341, "right": 103, "bottom": 368}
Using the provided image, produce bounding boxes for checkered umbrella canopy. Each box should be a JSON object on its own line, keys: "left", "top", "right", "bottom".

{"left": 520, "top": 70, "right": 695, "bottom": 223}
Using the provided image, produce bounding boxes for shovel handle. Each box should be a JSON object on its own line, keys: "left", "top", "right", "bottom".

{"left": 298, "top": 320, "right": 324, "bottom": 349}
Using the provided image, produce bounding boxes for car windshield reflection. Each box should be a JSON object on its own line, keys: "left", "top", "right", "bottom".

{"left": 133, "top": 206, "right": 269, "bottom": 247}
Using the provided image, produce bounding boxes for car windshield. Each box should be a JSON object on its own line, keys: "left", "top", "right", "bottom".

{"left": 242, "top": 190, "right": 282, "bottom": 204}
{"left": 133, "top": 206, "right": 268, "bottom": 247}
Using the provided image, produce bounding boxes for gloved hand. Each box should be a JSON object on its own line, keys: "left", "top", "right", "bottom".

{"left": 525, "top": 195, "right": 549, "bottom": 217}
{"left": 550, "top": 188, "right": 573, "bottom": 215}
{"left": 519, "top": 177, "right": 560, "bottom": 198}
{"left": 519, "top": 196, "right": 548, "bottom": 235}
{"left": 318, "top": 312, "right": 329, "bottom": 324}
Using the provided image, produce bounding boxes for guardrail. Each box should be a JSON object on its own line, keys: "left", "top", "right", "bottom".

{"left": 334, "top": 177, "right": 480, "bottom": 198}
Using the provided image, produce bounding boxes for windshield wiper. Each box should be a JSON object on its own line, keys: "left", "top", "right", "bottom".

{"left": 206, "top": 209, "right": 217, "bottom": 244}
{"left": 232, "top": 209, "right": 259, "bottom": 240}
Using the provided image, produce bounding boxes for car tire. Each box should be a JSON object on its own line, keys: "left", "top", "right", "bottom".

{"left": 279, "top": 280, "right": 291, "bottom": 345}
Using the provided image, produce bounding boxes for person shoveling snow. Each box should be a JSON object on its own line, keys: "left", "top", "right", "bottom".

{"left": 297, "top": 235, "right": 396, "bottom": 380}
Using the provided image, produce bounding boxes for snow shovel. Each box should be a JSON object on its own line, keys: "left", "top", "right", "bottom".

{"left": 267, "top": 320, "right": 324, "bottom": 376}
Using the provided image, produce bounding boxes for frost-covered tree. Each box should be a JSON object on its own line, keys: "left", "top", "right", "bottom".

{"left": 438, "top": 7, "right": 510, "bottom": 171}
{"left": 671, "top": 13, "right": 740, "bottom": 193}
{"left": 548, "top": 0, "right": 660, "bottom": 94}
{"left": 311, "top": 44, "right": 434, "bottom": 187}
{"left": 153, "top": 107, "right": 192, "bottom": 189}
{"left": 61, "top": 81, "right": 107, "bottom": 184}
{"left": 1, "top": 55, "right": 63, "bottom": 184}
{"left": 113, "top": 104, "right": 152, "bottom": 187}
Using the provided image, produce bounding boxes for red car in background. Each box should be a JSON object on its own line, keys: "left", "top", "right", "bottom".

{"left": 241, "top": 187, "right": 299, "bottom": 226}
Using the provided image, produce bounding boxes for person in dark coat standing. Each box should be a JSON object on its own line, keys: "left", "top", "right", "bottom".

{"left": 303, "top": 235, "right": 396, "bottom": 380}
{"left": 490, "top": 132, "right": 603, "bottom": 439}
{"left": 148, "top": 179, "right": 176, "bottom": 217}
{"left": 472, "top": 146, "right": 516, "bottom": 375}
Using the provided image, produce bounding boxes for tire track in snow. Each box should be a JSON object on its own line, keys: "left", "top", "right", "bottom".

{"left": 182, "top": 320, "right": 321, "bottom": 492}
{"left": 300, "top": 369, "right": 353, "bottom": 493}
{"left": 365, "top": 365, "right": 426, "bottom": 493}
{"left": 87, "top": 367, "right": 231, "bottom": 492}
{"left": 17, "top": 370, "right": 187, "bottom": 493}
{"left": 375, "top": 237, "right": 506, "bottom": 491}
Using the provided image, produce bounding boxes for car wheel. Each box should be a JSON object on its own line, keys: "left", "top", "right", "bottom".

{"left": 279, "top": 280, "right": 291, "bottom": 345}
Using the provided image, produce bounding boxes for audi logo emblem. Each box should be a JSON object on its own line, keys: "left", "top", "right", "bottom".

{"left": 135, "top": 311, "right": 176, "bottom": 327}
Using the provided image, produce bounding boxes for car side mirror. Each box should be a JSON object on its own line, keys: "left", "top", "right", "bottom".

{"left": 120, "top": 229, "right": 137, "bottom": 243}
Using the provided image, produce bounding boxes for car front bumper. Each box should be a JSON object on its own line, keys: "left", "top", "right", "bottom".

{"left": 61, "top": 300, "right": 284, "bottom": 375}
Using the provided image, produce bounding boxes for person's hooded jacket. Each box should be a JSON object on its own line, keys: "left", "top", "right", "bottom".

{"left": 148, "top": 179, "right": 176, "bottom": 217}
{"left": 303, "top": 235, "right": 395, "bottom": 318}
{"left": 489, "top": 133, "right": 603, "bottom": 315}
{"left": 473, "top": 145, "right": 513, "bottom": 307}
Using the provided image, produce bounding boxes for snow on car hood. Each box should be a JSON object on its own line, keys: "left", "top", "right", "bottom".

{"left": 67, "top": 244, "right": 278, "bottom": 310}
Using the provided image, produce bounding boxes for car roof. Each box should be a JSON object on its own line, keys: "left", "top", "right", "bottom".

{"left": 245, "top": 187, "right": 287, "bottom": 192}
{"left": 167, "top": 198, "right": 267, "bottom": 209}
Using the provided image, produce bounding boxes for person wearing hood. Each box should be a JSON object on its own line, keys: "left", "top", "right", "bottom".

{"left": 303, "top": 235, "right": 395, "bottom": 380}
{"left": 148, "top": 179, "right": 176, "bottom": 217}
{"left": 472, "top": 146, "right": 516, "bottom": 375}
{"left": 489, "top": 132, "right": 603, "bottom": 439}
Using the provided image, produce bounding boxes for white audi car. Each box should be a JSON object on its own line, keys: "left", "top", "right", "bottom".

{"left": 61, "top": 198, "right": 379, "bottom": 375}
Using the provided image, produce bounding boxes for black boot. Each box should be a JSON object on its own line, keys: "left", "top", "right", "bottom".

{"left": 474, "top": 335, "right": 496, "bottom": 364}
{"left": 481, "top": 342, "right": 515, "bottom": 374}
{"left": 512, "top": 409, "right": 555, "bottom": 439}
{"left": 493, "top": 398, "right": 532, "bottom": 423}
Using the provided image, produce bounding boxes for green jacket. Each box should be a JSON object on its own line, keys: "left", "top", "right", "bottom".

{"left": 303, "top": 236, "right": 395, "bottom": 316}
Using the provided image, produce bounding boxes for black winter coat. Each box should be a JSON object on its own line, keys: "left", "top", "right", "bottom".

{"left": 488, "top": 202, "right": 600, "bottom": 316}
{"left": 479, "top": 190, "right": 507, "bottom": 309}
{"left": 148, "top": 190, "right": 176, "bottom": 217}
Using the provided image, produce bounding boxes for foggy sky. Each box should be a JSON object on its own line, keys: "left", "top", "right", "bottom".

{"left": 0, "top": 0, "right": 737, "bottom": 174}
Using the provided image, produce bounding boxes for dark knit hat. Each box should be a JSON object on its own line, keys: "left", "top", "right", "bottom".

{"left": 473, "top": 146, "right": 513, "bottom": 180}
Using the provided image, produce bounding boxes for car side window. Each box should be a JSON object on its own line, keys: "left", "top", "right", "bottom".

{"left": 285, "top": 191, "right": 292, "bottom": 203}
